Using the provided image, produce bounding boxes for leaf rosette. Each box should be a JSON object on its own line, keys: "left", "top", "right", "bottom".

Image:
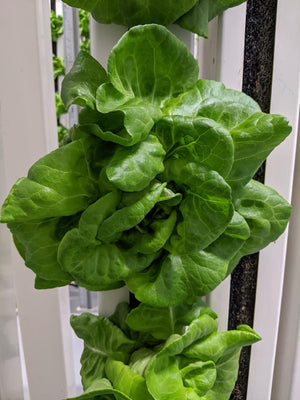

{"left": 64, "top": 301, "right": 261, "bottom": 400}
{"left": 0, "top": 25, "right": 291, "bottom": 304}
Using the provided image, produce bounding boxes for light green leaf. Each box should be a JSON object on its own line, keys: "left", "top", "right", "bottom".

{"left": 183, "top": 326, "right": 261, "bottom": 399}
{"left": 64, "top": 378, "right": 130, "bottom": 400}
{"left": 126, "top": 298, "right": 216, "bottom": 340}
{"left": 163, "top": 79, "right": 260, "bottom": 130}
{"left": 180, "top": 360, "right": 217, "bottom": 397}
{"left": 105, "top": 359, "right": 154, "bottom": 400}
{"left": 1, "top": 138, "right": 99, "bottom": 223}
{"left": 58, "top": 229, "right": 156, "bottom": 291}
{"left": 70, "top": 313, "right": 135, "bottom": 390}
{"left": 106, "top": 135, "right": 166, "bottom": 192}
{"left": 61, "top": 51, "right": 107, "bottom": 110}
{"left": 96, "top": 90, "right": 162, "bottom": 146}
{"left": 226, "top": 113, "right": 292, "bottom": 196}
{"left": 8, "top": 218, "right": 72, "bottom": 284}
{"left": 107, "top": 25, "right": 199, "bottom": 105}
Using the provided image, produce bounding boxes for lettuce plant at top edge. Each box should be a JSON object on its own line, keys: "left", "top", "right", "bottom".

{"left": 61, "top": 0, "right": 246, "bottom": 37}
{"left": 0, "top": 24, "right": 292, "bottom": 306}
{"left": 62, "top": 300, "right": 261, "bottom": 400}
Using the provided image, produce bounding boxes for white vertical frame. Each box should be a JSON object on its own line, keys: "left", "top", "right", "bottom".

{"left": 247, "top": 0, "right": 300, "bottom": 398}
{"left": 202, "top": 3, "right": 247, "bottom": 331}
{"left": 0, "top": 1, "right": 75, "bottom": 399}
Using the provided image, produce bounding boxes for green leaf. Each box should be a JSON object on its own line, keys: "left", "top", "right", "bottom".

{"left": 176, "top": 0, "right": 246, "bottom": 37}
{"left": 62, "top": 0, "right": 98, "bottom": 12}
{"left": 163, "top": 79, "right": 260, "bottom": 130}
{"left": 52, "top": 55, "right": 65, "bottom": 79}
{"left": 61, "top": 51, "right": 107, "bottom": 110}
{"left": 107, "top": 25, "right": 199, "bottom": 105}
{"left": 105, "top": 359, "right": 154, "bottom": 400}
{"left": 226, "top": 180, "right": 292, "bottom": 275}
{"left": 183, "top": 326, "right": 261, "bottom": 399}
{"left": 70, "top": 313, "right": 135, "bottom": 390}
{"left": 226, "top": 113, "right": 292, "bottom": 196}
{"left": 126, "top": 298, "right": 216, "bottom": 340}
{"left": 8, "top": 218, "right": 72, "bottom": 283}
{"left": 0, "top": 138, "right": 99, "bottom": 223}
{"left": 50, "top": 10, "right": 63, "bottom": 42}
{"left": 58, "top": 229, "right": 156, "bottom": 291}
{"left": 106, "top": 135, "right": 166, "bottom": 192}
{"left": 78, "top": 191, "right": 121, "bottom": 241}
{"left": 97, "top": 183, "right": 166, "bottom": 242}
{"left": 96, "top": 88, "right": 162, "bottom": 146}
{"left": 156, "top": 116, "right": 234, "bottom": 178}
{"left": 130, "top": 211, "right": 177, "bottom": 254}
{"left": 180, "top": 360, "right": 217, "bottom": 397}
{"left": 146, "top": 314, "right": 218, "bottom": 400}
{"left": 64, "top": 378, "right": 130, "bottom": 400}
{"left": 90, "top": 1, "right": 198, "bottom": 27}
{"left": 164, "top": 159, "right": 233, "bottom": 253}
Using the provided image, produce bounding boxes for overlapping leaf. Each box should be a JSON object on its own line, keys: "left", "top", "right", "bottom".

{"left": 70, "top": 304, "right": 260, "bottom": 400}
{"left": 0, "top": 25, "right": 292, "bottom": 303}
{"left": 62, "top": 0, "right": 246, "bottom": 37}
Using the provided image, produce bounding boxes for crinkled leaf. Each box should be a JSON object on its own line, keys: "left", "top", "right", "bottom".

{"left": 180, "top": 360, "right": 217, "bottom": 397}
{"left": 105, "top": 359, "right": 153, "bottom": 400}
{"left": 127, "top": 213, "right": 249, "bottom": 306}
{"left": 163, "top": 79, "right": 260, "bottom": 130}
{"left": 58, "top": 229, "right": 156, "bottom": 291}
{"left": 61, "top": 51, "right": 107, "bottom": 110}
{"left": 107, "top": 25, "right": 199, "bottom": 105}
{"left": 155, "top": 116, "right": 234, "bottom": 178}
{"left": 71, "top": 313, "right": 135, "bottom": 389}
{"left": 164, "top": 159, "right": 233, "bottom": 253}
{"left": 96, "top": 89, "right": 162, "bottom": 146}
{"left": 183, "top": 326, "right": 261, "bottom": 399}
{"left": 226, "top": 113, "right": 292, "bottom": 196}
{"left": 226, "top": 180, "right": 292, "bottom": 275}
{"left": 126, "top": 298, "right": 216, "bottom": 340}
{"left": 146, "top": 315, "right": 218, "bottom": 400}
{"left": 0, "top": 138, "right": 99, "bottom": 223}
{"left": 97, "top": 183, "right": 166, "bottom": 242}
{"left": 106, "top": 135, "right": 166, "bottom": 192}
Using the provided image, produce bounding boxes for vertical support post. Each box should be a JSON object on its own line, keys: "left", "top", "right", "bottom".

{"left": 247, "top": 0, "right": 300, "bottom": 398}
{"left": 0, "top": 1, "right": 76, "bottom": 398}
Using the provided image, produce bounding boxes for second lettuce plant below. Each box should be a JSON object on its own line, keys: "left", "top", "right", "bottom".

{"left": 64, "top": 301, "right": 261, "bottom": 400}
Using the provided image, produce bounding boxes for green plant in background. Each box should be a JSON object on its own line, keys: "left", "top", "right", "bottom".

{"left": 0, "top": 24, "right": 291, "bottom": 399}
{"left": 62, "top": 0, "right": 246, "bottom": 37}
{"left": 51, "top": 10, "right": 64, "bottom": 42}
{"left": 79, "top": 9, "right": 90, "bottom": 52}
{"left": 53, "top": 55, "right": 66, "bottom": 79}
